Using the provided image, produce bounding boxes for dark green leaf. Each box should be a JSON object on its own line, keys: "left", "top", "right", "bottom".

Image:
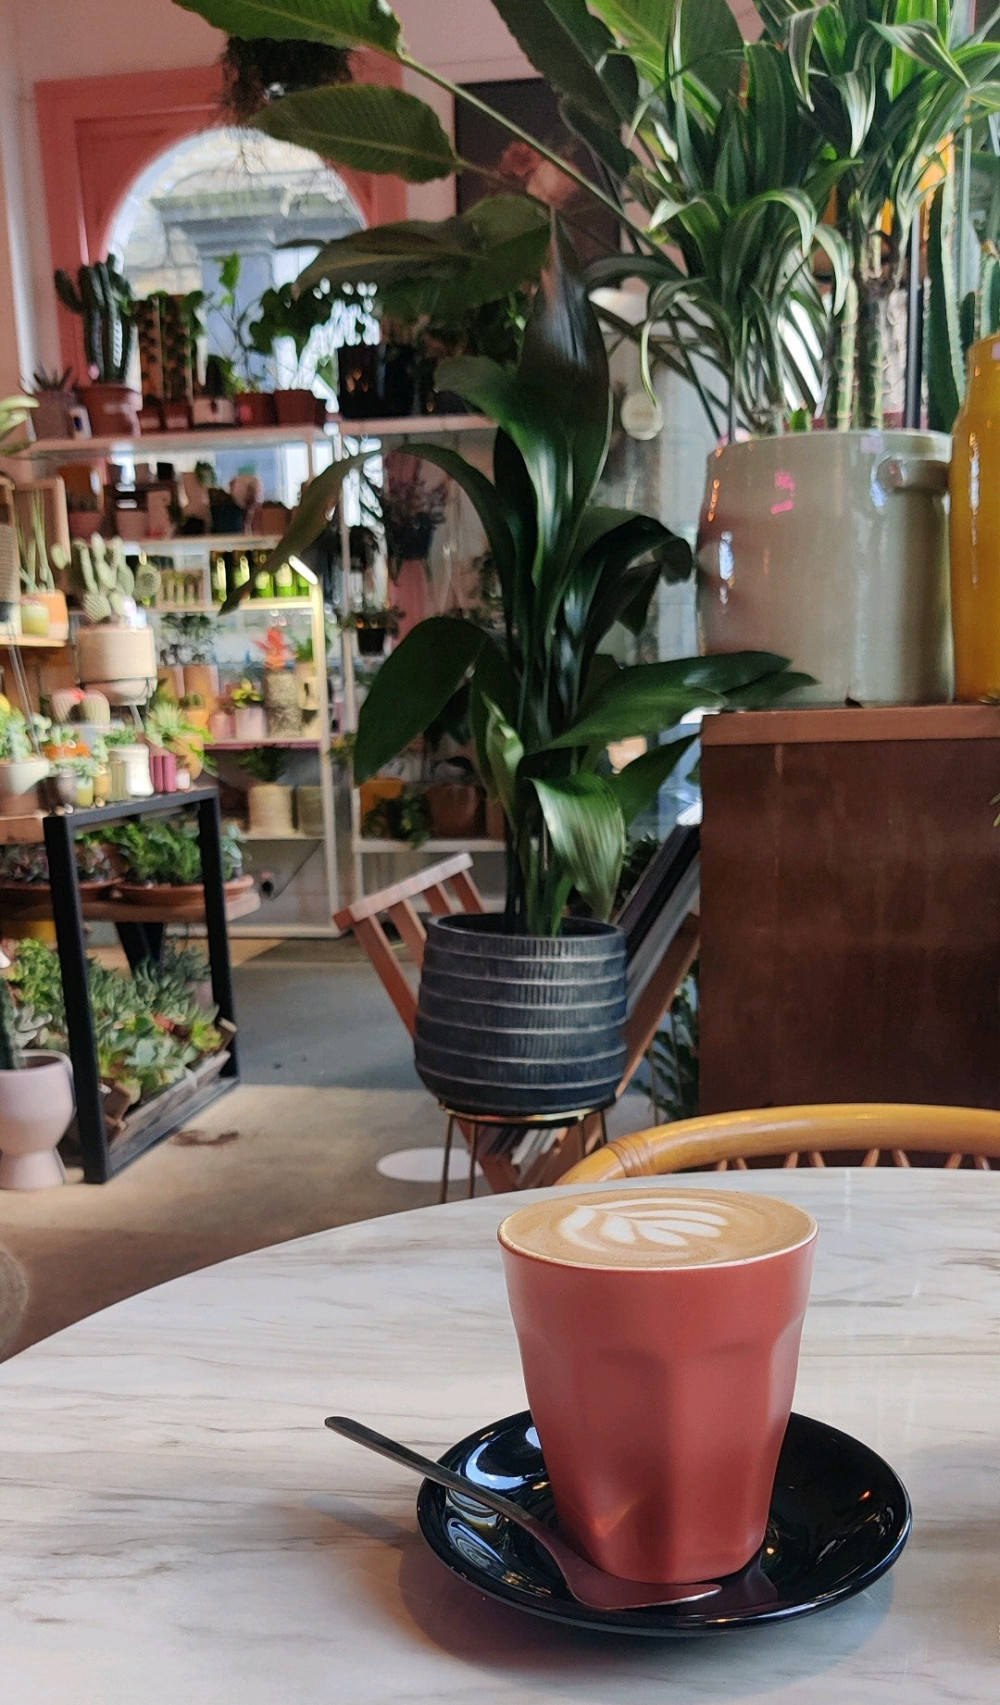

{"left": 530, "top": 773, "right": 625, "bottom": 921}
{"left": 607, "top": 732, "right": 697, "bottom": 826}
{"left": 469, "top": 642, "right": 522, "bottom": 781}
{"left": 489, "top": 0, "right": 636, "bottom": 126}
{"left": 353, "top": 618, "right": 488, "bottom": 783}
{"left": 482, "top": 697, "right": 523, "bottom": 818}
{"left": 173, "top": 0, "right": 402, "bottom": 53}
{"left": 256, "top": 85, "right": 459, "bottom": 184}
{"left": 720, "top": 670, "right": 814, "bottom": 707}
{"left": 548, "top": 666, "right": 723, "bottom": 749}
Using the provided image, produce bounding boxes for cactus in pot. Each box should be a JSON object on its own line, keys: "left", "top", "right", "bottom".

{"left": 52, "top": 536, "right": 160, "bottom": 706}
{"left": 53, "top": 256, "right": 140, "bottom": 436}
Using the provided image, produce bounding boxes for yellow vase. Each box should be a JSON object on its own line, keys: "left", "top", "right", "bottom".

{"left": 950, "top": 334, "right": 1000, "bottom": 700}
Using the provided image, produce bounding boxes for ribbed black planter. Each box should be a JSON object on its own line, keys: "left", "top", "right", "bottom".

{"left": 414, "top": 914, "right": 627, "bottom": 1118}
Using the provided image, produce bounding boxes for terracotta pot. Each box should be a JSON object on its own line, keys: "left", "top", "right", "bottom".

{"left": 697, "top": 431, "right": 953, "bottom": 706}
{"left": 157, "top": 665, "right": 185, "bottom": 701}
{"left": 33, "top": 591, "right": 69, "bottom": 641}
{"left": 274, "top": 389, "right": 326, "bottom": 427}
{"left": 68, "top": 513, "right": 102, "bottom": 541}
{"left": 235, "top": 392, "right": 278, "bottom": 427}
{"left": 31, "top": 392, "right": 78, "bottom": 442}
{"left": 426, "top": 782, "right": 483, "bottom": 840}
{"left": 76, "top": 384, "right": 141, "bottom": 438}
{"left": 114, "top": 875, "right": 254, "bottom": 908}
{"left": 359, "top": 776, "right": 404, "bottom": 821}
{"left": 75, "top": 624, "right": 157, "bottom": 705}
{"left": 0, "top": 1052, "right": 74, "bottom": 1190}
{"left": 183, "top": 663, "right": 220, "bottom": 707}
{"left": 484, "top": 798, "right": 506, "bottom": 842}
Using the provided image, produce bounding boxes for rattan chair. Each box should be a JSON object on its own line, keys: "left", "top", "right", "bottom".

{"left": 561, "top": 1102, "right": 1000, "bottom": 1182}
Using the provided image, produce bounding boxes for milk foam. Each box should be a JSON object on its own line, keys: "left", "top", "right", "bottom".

{"left": 499, "top": 1188, "right": 816, "bottom": 1269}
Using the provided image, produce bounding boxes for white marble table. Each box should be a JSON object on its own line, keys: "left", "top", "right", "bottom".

{"left": 0, "top": 1170, "right": 997, "bottom": 1703}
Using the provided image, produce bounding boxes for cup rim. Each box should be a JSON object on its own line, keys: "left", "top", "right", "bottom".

{"left": 497, "top": 1186, "right": 818, "bottom": 1273}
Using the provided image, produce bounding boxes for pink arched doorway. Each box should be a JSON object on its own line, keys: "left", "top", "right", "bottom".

{"left": 36, "top": 60, "right": 406, "bottom": 378}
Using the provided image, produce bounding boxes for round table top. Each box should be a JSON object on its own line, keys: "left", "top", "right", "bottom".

{"left": 0, "top": 1168, "right": 996, "bottom": 1704}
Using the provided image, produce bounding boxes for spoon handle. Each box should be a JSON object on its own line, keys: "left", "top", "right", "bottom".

{"left": 325, "top": 1414, "right": 533, "bottom": 1527}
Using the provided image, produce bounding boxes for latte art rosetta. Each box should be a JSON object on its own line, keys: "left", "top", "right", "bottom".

{"left": 499, "top": 1187, "right": 817, "bottom": 1269}
{"left": 558, "top": 1198, "right": 736, "bottom": 1256}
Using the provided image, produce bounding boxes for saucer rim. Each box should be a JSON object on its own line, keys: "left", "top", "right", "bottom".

{"left": 415, "top": 1409, "right": 912, "bottom": 1637}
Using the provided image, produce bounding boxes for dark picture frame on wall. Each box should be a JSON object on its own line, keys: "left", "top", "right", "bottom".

{"left": 454, "top": 77, "right": 620, "bottom": 263}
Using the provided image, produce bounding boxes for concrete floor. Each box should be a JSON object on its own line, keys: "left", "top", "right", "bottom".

{"left": 0, "top": 942, "right": 652, "bottom": 1358}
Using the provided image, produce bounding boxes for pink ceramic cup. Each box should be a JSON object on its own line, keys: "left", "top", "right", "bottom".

{"left": 498, "top": 1187, "right": 817, "bottom": 1583}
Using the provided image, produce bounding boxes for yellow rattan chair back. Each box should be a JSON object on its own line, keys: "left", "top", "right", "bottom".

{"left": 561, "top": 1102, "right": 1000, "bottom": 1183}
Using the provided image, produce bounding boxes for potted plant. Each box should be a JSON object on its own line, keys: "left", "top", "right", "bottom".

{"left": 220, "top": 33, "right": 351, "bottom": 123}
{"left": 28, "top": 365, "right": 78, "bottom": 442}
{"left": 230, "top": 677, "right": 266, "bottom": 741}
{"left": 204, "top": 254, "right": 273, "bottom": 426}
{"left": 194, "top": 0, "right": 1000, "bottom": 706}
{"left": 247, "top": 280, "right": 333, "bottom": 425}
{"left": 421, "top": 682, "right": 484, "bottom": 839}
{"left": 0, "top": 831, "right": 114, "bottom": 893}
{"left": 53, "top": 535, "right": 160, "bottom": 705}
{"left": 15, "top": 494, "right": 69, "bottom": 639}
{"left": 240, "top": 744, "right": 295, "bottom": 835}
{"left": 239, "top": 236, "right": 802, "bottom": 1117}
{"left": 342, "top": 602, "right": 402, "bottom": 657}
{"left": 144, "top": 694, "right": 208, "bottom": 781}
{"left": 254, "top": 625, "right": 301, "bottom": 735}
{"left": 361, "top": 784, "right": 431, "bottom": 848}
{"left": 0, "top": 703, "right": 50, "bottom": 800}
{"left": 54, "top": 257, "right": 140, "bottom": 437}
{"left": 106, "top": 813, "right": 248, "bottom": 904}
{"left": 0, "top": 975, "right": 74, "bottom": 1191}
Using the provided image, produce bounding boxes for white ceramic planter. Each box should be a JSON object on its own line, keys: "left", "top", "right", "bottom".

{"left": 75, "top": 624, "right": 157, "bottom": 706}
{"left": 233, "top": 706, "right": 267, "bottom": 741}
{"left": 0, "top": 757, "right": 50, "bottom": 797}
{"left": 697, "top": 430, "right": 953, "bottom": 705}
{"left": 0, "top": 1052, "right": 74, "bottom": 1190}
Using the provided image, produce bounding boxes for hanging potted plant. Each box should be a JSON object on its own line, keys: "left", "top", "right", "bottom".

{"left": 0, "top": 975, "right": 74, "bottom": 1191}
{"left": 190, "top": 0, "right": 1000, "bottom": 706}
{"left": 228, "top": 236, "right": 803, "bottom": 1117}
{"left": 53, "top": 257, "right": 140, "bottom": 437}
{"left": 342, "top": 602, "right": 402, "bottom": 658}
{"left": 52, "top": 535, "right": 160, "bottom": 705}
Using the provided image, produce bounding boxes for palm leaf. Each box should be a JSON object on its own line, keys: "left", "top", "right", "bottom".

{"left": 173, "top": 0, "right": 402, "bottom": 52}
{"left": 256, "top": 85, "right": 459, "bottom": 183}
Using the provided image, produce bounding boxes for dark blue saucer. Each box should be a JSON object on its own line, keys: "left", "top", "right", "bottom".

{"left": 415, "top": 1410, "right": 911, "bottom": 1636}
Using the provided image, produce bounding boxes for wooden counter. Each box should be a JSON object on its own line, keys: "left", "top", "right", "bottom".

{"left": 699, "top": 704, "right": 1000, "bottom": 1113}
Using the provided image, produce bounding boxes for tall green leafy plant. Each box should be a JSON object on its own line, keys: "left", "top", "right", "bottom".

{"left": 754, "top": 1, "right": 1000, "bottom": 427}
{"left": 231, "top": 237, "right": 807, "bottom": 934}
{"left": 173, "top": 0, "right": 848, "bottom": 432}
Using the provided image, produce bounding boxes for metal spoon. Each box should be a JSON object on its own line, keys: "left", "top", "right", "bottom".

{"left": 325, "top": 1415, "right": 721, "bottom": 1613}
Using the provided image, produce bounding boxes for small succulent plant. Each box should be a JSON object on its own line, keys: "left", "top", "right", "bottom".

{"left": 51, "top": 535, "right": 160, "bottom": 623}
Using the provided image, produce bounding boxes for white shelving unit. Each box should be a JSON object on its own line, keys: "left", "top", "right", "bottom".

{"left": 29, "top": 413, "right": 501, "bottom": 919}
{"left": 329, "top": 414, "right": 501, "bottom": 904}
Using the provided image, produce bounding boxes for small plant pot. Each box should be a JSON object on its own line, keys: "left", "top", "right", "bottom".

{"left": 248, "top": 782, "right": 295, "bottom": 836}
{"left": 77, "top": 384, "right": 141, "bottom": 438}
{"left": 191, "top": 397, "right": 236, "bottom": 428}
{"left": 236, "top": 392, "right": 278, "bottom": 427}
{"left": 108, "top": 745, "right": 154, "bottom": 801}
{"left": 209, "top": 710, "right": 236, "bottom": 742}
{"left": 294, "top": 783, "right": 325, "bottom": 837}
{"left": 114, "top": 875, "right": 254, "bottom": 909}
{"left": 484, "top": 797, "right": 506, "bottom": 842}
{"left": 274, "top": 389, "right": 326, "bottom": 427}
{"left": 337, "top": 343, "right": 416, "bottom": 419}
{"left": 68, "top": 512, "right": 102, "bottom": 541}
{"left": 31, "top": 392, "right": 78, "bottom": 442}
{"left": 355, "top": 622, "right": 387, "bottom": 656}
{"left": 137, "top": 403, "right": 164, "bottom": 434}
{"left": 233, "top": 706, "right": 267, "bottom": 742}
{"left": 183, "top": 663, "right": 220, "bottom": 706}
{"left": 162, "top": 402, "right": 192, "bottom": 431}
{"left": 75, "top": 624, "right": 157, "bottom": 705}
{"left": 0, "top": 1051, "right": 74, "bottom": 1191}
{"left": 0, "top": 758, "right": 50, "bottom": 798}
{"left": 425, "top": 782, "right": 484, "bottom": 840}
{"left": 34, "top": 591, "right": 69, "bottom": 641}
{"left": 264, "top": 670, "right": 303, "bottom": 736}
{"left": 359, "top": 776, "right": 404, "bottom": 821}
{"left": 19, "top": 598, "right": 50, "bottom": 638}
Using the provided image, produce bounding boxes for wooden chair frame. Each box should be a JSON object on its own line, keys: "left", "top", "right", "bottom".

{"left": 561, "top": 1102, "right": 1000, "bottom": 1183}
